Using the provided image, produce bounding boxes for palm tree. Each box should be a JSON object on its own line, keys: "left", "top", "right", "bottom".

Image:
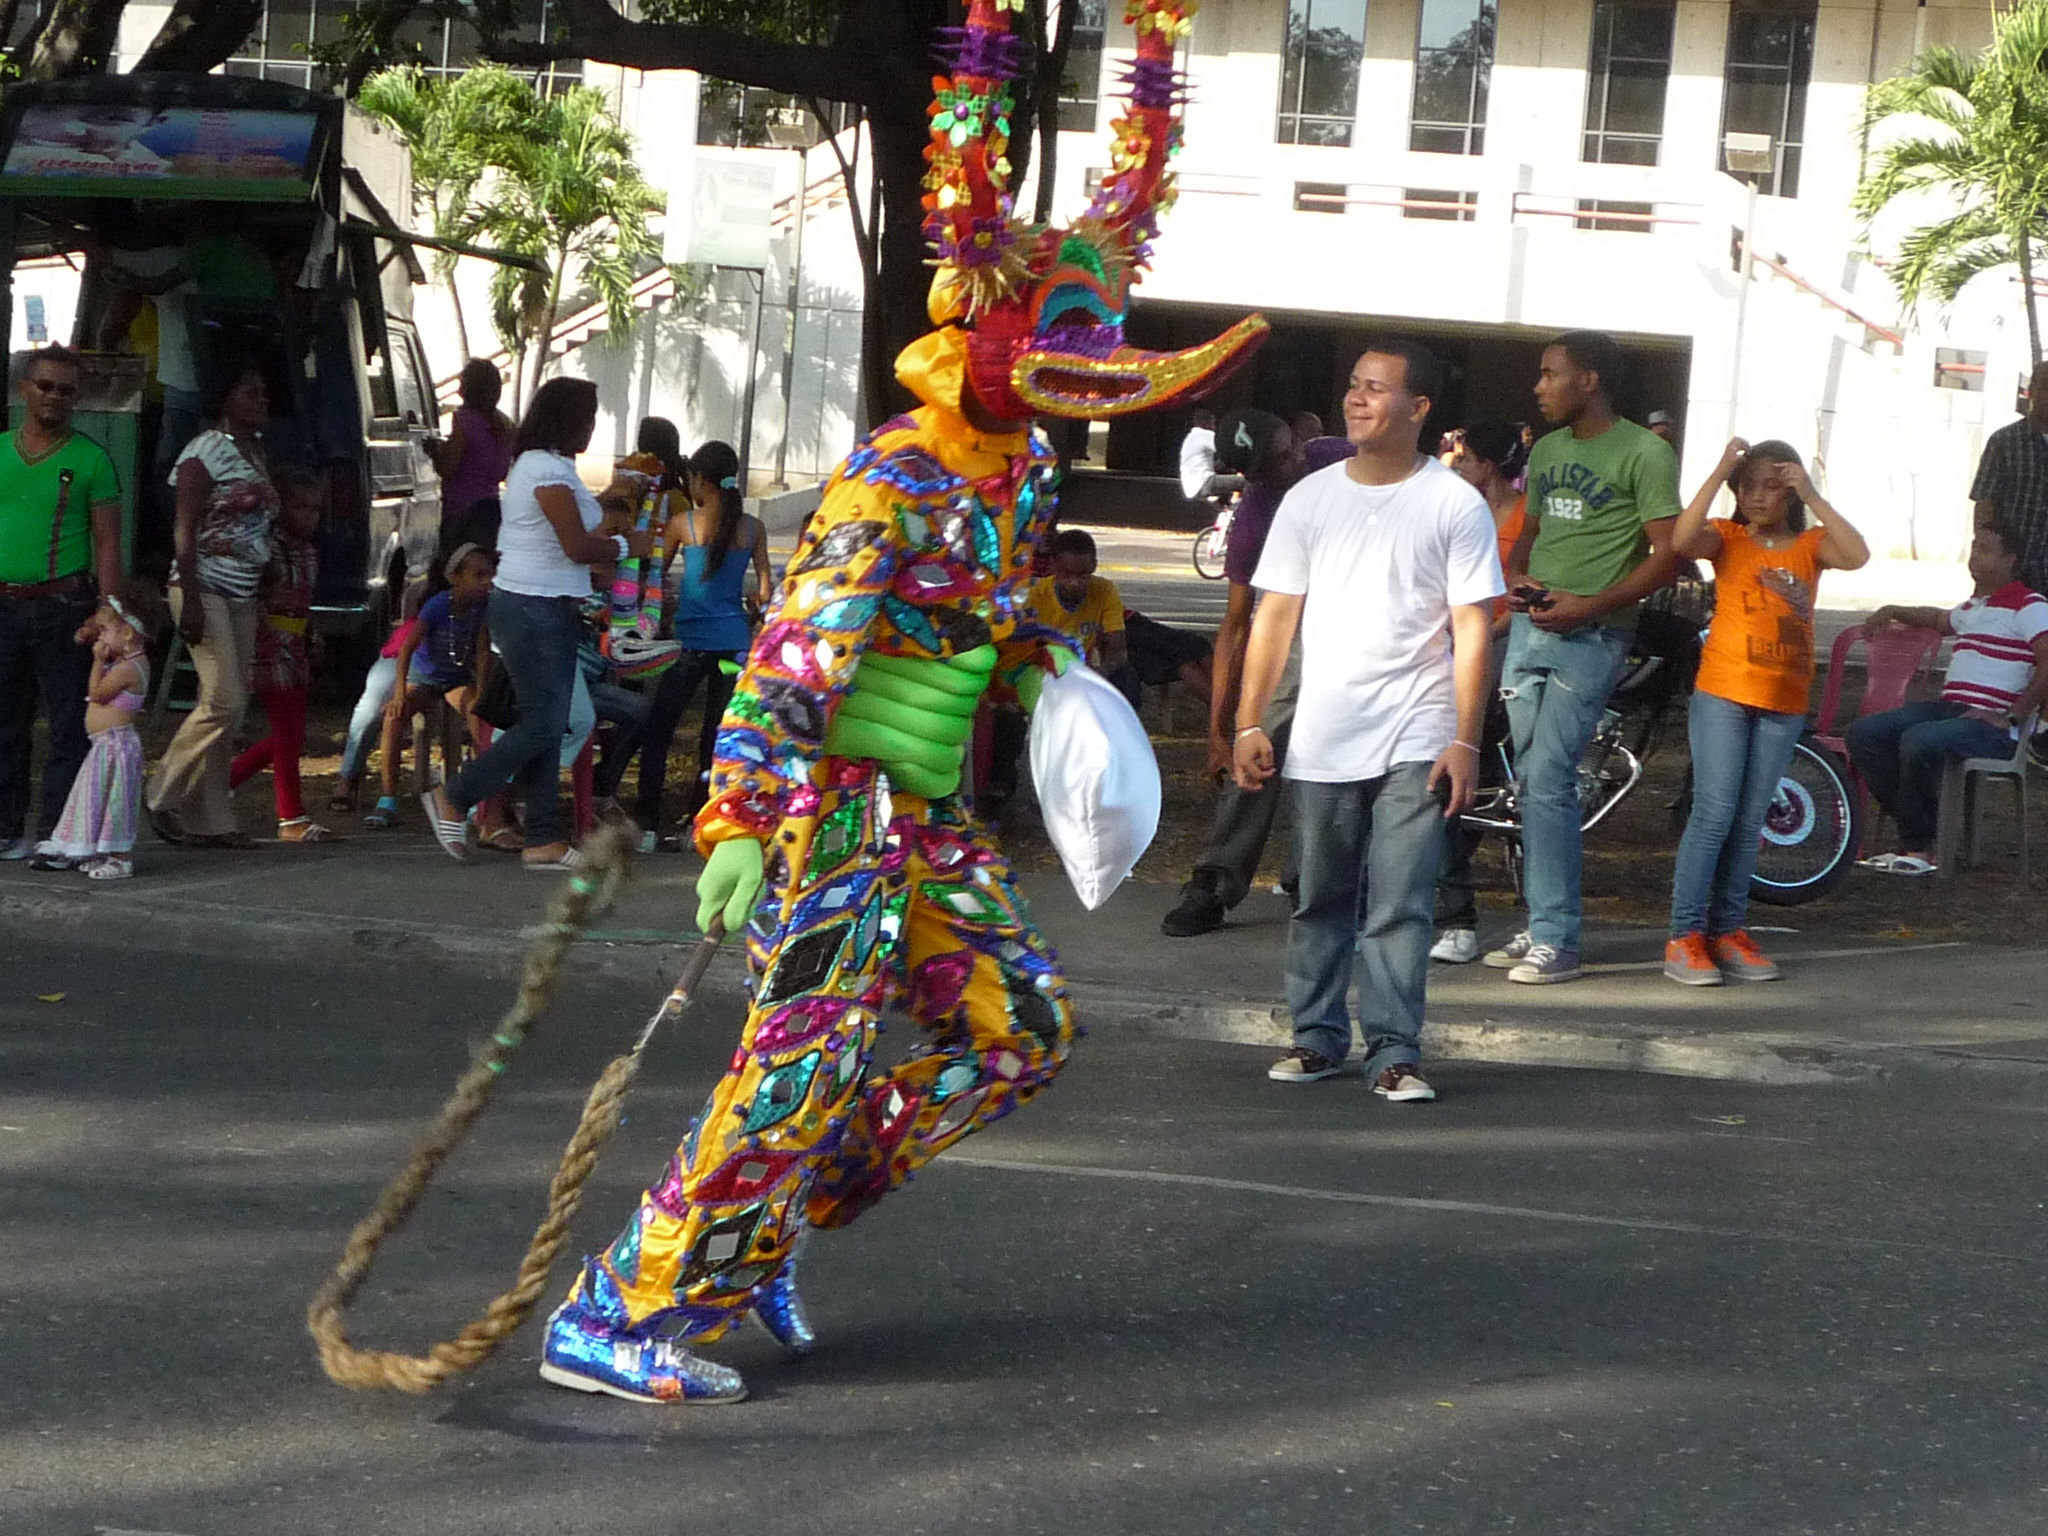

{"left": 1856, "top": 0, "right": 2048, "bottom": 366}
{"left": 466, "top": 83, "right": 666, "bottom": 409}
{"left": 358, "top": 65, "right": 533, "bottom": 362}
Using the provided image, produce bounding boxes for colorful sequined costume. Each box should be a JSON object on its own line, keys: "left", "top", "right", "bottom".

{"left": 542, "top": 0, "right": 1265, "bottom": 1404}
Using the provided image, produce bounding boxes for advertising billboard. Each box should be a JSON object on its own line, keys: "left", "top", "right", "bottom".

{"left": 0, "top": 104, "right": 319, "bottom": 200}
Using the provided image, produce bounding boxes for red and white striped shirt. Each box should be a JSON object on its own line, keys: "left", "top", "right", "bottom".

{"left": 1943, "top": 581, "right": 2048, "bottom": 711}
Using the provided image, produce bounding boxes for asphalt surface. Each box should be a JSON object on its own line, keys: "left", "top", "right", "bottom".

{"left": 10, "top": 930, "right": 2048, "bottom": 1535}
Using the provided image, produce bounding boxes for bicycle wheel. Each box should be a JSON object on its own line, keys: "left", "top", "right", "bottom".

{"left": 1750, "top": 737, "right": 1861, "bottom": 905}
{"left": 1192, "top": 524, "right": 1228, "bottom": 580}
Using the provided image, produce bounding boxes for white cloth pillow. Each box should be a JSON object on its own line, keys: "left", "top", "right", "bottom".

{"left": 1028, "top": 664, "right": 1160, "bottom": 909}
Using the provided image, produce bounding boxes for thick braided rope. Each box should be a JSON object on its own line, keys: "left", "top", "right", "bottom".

{"left": 307, "top": 820, "right": 646, "bottom": 1393}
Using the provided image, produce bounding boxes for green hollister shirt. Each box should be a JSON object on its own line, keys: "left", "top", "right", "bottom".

{"left": 0, "top": 428, "right": 121, "bottom": 586}
{"left": 1525, "top": 418, "right": 1681, "bottom": 624}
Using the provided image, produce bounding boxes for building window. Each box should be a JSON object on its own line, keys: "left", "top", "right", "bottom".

{"left": 1410, "top": 0, "right": 1495, "bottom": 155}
{"left": 1058, "top": 0, "right": 1109, "bottom": 129}
{"left": 1719, "top": 0, "right": 1814, "bottom": 197}
{"left": 1575, "top": 198, "right": 1655, "bottom": 232}
{"left": 224, "top": 0, "right": 583, "bottom": 92}
{"left": 1582, "top": 0, "right": 1674, "bottom": 166}
{"left": 1294, "top": 181, "right": 1349, "bottom": 213}
{"left": 1406, "top": 187, "right": 1477, "bottom": 220}
{"left": 1278, "top": 0, "right": 1368, "bottom": 147}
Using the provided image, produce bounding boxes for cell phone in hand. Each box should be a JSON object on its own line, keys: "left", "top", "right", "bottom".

{"left": 1513, "top": 584, "right": 1555, "bottom": 611}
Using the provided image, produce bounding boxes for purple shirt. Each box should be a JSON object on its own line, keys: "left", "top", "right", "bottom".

{"left": 1222, "top": 436, "right": 1355, "bottom": 586}
{"left": 443, "top": 405, "right": 513, "bottom": 518}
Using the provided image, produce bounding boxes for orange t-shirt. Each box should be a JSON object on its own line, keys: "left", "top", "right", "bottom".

{"left": 1491, "top": 496, "right": 1527, "bottom": 622}
{"left": 1693, "top": 519, "right": 1826, "bottom": 715}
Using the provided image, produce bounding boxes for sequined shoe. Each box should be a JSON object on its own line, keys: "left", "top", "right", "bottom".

{"left": 539, "top": 1302, "right": 747, "bottom": 1405}
{"left": 752, "top": 1235, "right": 817, "bottom": 1358}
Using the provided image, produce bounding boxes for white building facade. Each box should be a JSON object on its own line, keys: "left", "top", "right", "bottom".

{"left": 49, "top": 0, "right": 2026, "bottom": 559}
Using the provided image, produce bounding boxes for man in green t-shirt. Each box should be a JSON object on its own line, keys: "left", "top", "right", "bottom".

{"left": 0, "top": 345, "right": 124, "bottom": 859}
{"left": 1486, "top": 331, "right": 1682, "bottom": 984}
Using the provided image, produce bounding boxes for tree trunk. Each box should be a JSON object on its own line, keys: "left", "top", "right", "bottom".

{"left": 448, "top": 271, "right": 472, "bottom": 364}
{"left": 133, "top": 0, "right": 265, "bottom": 74}
{"left": 532, "top": 245, "right": 567, "bottom": 405}
{"left": 864, "top": 105, "right": 937, "bottom": 425}
{"left": 18, "top": 0, "right": 124, "bottom": 80}
{"left": 2023, "top": 233, "right": 2043, "bottom": 369}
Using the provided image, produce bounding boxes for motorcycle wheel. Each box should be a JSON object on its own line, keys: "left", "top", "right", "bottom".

{"left": 1750, "top": 737, "right": 1861, "bottom": 905}
{"left": 1192, "top": 525, "right": 1228, "bottom": 580}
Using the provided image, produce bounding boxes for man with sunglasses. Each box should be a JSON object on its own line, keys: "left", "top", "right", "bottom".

{"left": 0, "top": 346, "right": 123, "bottom": 860}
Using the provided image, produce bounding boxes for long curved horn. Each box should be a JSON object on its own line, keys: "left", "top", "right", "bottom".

{"left": 923, "top": 0, "right": 1034, "bottom": 316}
{"left": 1084, "top": 0, "right": 1198, "bottom": 267}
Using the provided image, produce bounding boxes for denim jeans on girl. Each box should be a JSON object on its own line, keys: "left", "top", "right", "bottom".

{"left": 447, "top": 590, "right": 580, "bottom": 846}
{"left": 1669, "top": 690, "right": 1806, "bottom": 938}
{"left": 1500, "top": 616, "right": 1634, "bottom": 952}
{"left": 339, "top": 656, "right": 400, "bottom": 781}
{"left": 1285, "top": 763, "right": 1446, "bottom": 1077}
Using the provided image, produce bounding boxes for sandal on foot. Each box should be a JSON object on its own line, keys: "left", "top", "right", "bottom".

{"left": 363, "top": 796, "right": 401, "bottom": 830}
{"left": 478, "top": 827, "right": 523, "bottom": 852}
{"left": 83, "top": 854, "right": 133, "bottom": 881}
{"left": 278, "top": 817, "right": 339, "bottom": 844}
{"left": 327, "top": 782, "right": 360, "bottom": 815}
{"left": 1883, "top": 853, "right": 1937, "bottom": 877}
{"left": 421, "top": 790, "right": 471, "bottom": 862}
{"left": 28, "top": 848, "right": 74, "bottom": 871}
{"left": 522, "top": 846, "right": 585, "bottom": 872}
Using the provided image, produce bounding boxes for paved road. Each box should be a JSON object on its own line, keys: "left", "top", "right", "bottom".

{"left": 10, "top": 932, "right": 2048, "bottom": 1535}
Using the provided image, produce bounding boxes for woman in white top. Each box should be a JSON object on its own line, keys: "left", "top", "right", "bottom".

{"left": 422, "top": 378, "right": 652, "bottom": 869}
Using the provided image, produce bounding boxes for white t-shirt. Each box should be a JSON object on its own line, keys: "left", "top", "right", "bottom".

{"left": 497, "top": 449, "right": 601, "bottom": 599}
{"left": 1178, "top": 426, "right": 1217, "bottom": 498}
{"left": 1252, "top": 456, "right": 1504, "bottom": 782}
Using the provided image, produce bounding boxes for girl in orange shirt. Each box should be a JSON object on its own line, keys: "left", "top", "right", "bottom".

{"left": 1665, "top": 438, "right": 1870, "bottom": 985}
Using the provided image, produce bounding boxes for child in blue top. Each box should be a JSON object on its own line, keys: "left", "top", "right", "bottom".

{"left": 369, "top": 544, "right": 494, "bottom": 823}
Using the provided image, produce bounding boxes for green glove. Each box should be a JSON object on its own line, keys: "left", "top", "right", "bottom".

{"left": 1015, "top": 645, "right": 1076, "bottom": 715}
{"left": 823, "top": 646, "right": 995, "bottom": 798}
{"left": 696, "top": 837, "right": 765, "bottom": 935}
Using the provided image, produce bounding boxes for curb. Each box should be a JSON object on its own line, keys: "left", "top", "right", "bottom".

{"left": 6, "top": 891, "right": 2040, "bottom": 1089}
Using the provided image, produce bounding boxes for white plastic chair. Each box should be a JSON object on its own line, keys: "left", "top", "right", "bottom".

{"left": 1935, "top": 709, "right": 2036, "bottom": 880}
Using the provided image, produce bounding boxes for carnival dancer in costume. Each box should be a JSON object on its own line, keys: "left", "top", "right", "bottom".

{"left": 538, "top": 0, "right": 1266, "bottom": 1404}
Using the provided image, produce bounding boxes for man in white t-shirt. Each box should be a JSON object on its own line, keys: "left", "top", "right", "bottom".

{"left": 1233, "top": 343, "right": 1503, "bottom": 1101}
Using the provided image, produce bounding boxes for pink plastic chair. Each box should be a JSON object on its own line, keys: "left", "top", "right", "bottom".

{"left": 1814, "top": 621, "right": 1944, "bottom": 847}
{"left": 1813, "top": 622, "right": 1944, "bottom": 752}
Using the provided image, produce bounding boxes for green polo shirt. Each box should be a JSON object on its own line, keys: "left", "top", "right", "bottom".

{"left": 0, "top": 428, "right": 120, "bottom": 585}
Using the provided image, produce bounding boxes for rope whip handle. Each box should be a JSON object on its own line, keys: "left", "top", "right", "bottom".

{"left": 306, "top": 820, "right": 727, "bottom": 1392}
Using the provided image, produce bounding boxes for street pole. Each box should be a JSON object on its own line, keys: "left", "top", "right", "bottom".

{"left": 736, "top": 266, "right": 766, "bottom": 489}
{"left": 773, "top": 146, "right": 807, "bottom": 489}
{"left": 1729, "top": 175, "right": 1757, "bottom": 441}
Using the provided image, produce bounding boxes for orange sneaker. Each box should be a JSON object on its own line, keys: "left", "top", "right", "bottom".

{"left": 1709, "top": 929, "right": 1782, "bottom": 982}
{"left": 1663, "top": 932, "right": 1723, "bottom": 986}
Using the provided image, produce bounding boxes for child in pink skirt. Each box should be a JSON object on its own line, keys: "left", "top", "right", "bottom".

{"left": 32, "top": 580, "right": 170, "bottom": 881}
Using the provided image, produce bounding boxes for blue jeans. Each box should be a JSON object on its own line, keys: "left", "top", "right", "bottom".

{"left": 340, "top": 655, "right": 400, "bottom": 781}
{"left": 1285, "top": 763, "right": 1446, "bottom": 1076}
{"left": 447, "top": 590, "right": 581, "bottom": 846}
{"left": 1500, "top": 616, "right": 1634, "bottom": 951}
{"left": 0, "top": 585, "right": 96, "bottom": 841}
{"left": 1670, "top": 690, "right": 1807, "bottom": 937}
{"left": 1844, "top": 699, "right": 2012, "bottom": 851}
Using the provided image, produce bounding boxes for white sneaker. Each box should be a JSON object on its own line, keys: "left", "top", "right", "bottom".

{"left": 0, "top": 834, "right": 30, "bottom": 861}
{"left": 1430, "top": 928, "right": 1479, "bottom": 964}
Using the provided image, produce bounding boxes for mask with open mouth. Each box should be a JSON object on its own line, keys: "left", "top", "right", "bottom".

{"left": 923, "top": 0, "right": 1266, "bottom": 423}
